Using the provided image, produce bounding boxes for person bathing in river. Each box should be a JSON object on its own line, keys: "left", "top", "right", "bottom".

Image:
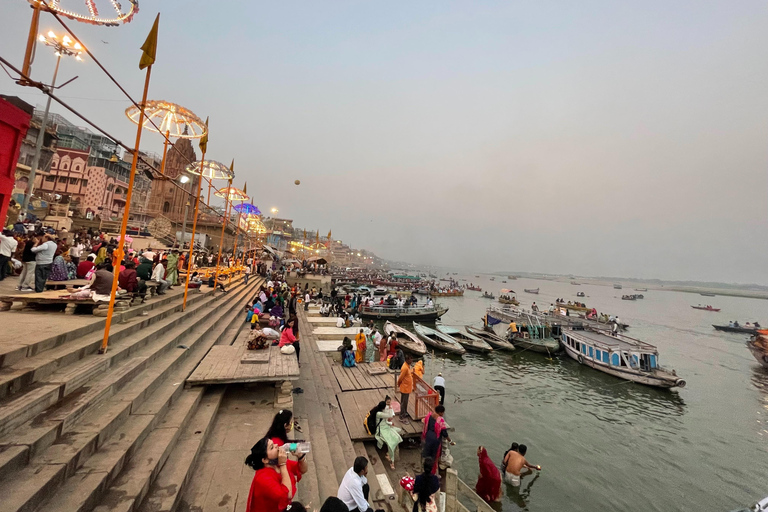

{"left": 502, "top": 444, "right": 540, "bottom": 487}
{"left": 475, "top": 446, "right": 501, "bottom": 503}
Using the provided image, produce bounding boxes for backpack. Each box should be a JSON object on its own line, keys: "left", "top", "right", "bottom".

{"left": 364, "top": 409, "right": 383, "bottom": 436}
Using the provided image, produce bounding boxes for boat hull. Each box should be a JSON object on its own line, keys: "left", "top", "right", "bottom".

{"left": 713, "top": 325, "right": 757, "bottom": 334}
{"left": 436, "top": 325, "right": 493, "bottom": 353}
{"left": 383, "top": 321, "right": 427, "bottom": 356}
{"left": 498, "top": 298, "right": 519, "bottom": 305}
{"left": 413, "top": 323, "right": 466, "bottom": 355}
{"left": 359, "top": 306, "right": 448, "bottom": 321}
{"left": 509, "top": 335, "right": 561, "bottom": 353}
{"left": 466, "top": 326, "right": 515, "bottom": 351}
{"left": 691, "top": 306, "right": 720, "bottom": 312}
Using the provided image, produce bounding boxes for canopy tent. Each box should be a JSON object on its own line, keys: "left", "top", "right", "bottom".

{"left": 308, "top": 256, "right": 327, "bottom": 264}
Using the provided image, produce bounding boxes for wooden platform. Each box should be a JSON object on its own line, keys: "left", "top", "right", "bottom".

{"left": 45, "top": 279, "right": 91, "bottom": 289}
{"left": 0, "top": 289, "right": 128, "bottom": 314}
{"left": 186, "top": 344, "right": 300, "bottom": 386}
{"left": 336, "top": 388, "right": 424, "bottom": 441}
{"left": 331, "top": 362, "right": 395, "bottom": 392}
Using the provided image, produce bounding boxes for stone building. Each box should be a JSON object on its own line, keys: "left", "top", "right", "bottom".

{"left": 146, "top": 137, "right": 198, "bottom": 223}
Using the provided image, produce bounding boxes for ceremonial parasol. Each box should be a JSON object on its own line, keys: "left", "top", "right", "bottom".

{"left": 185, "top": 160, "right": 234, "bottom": 180}
{"left": 214, "top": 186, "right": 248, "bottom": 202}
{"left": 233, "top": 203, "right": 261, "bottom": 216}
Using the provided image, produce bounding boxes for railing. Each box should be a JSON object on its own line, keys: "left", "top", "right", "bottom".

{"left": 397, "top": 374, "right": 438, "bottom": 421}
{"left": 398, "top": 469, "right": 495, "bottom": 512}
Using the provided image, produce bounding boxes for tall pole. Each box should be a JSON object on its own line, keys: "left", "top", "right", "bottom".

{"left": 100, "top": 66, "right": 152, "bottom": 354}
{"left": 159, "top": 129, "right": 170, "bottom": 175}
{"left": 182, "top": 155, "right": 205, "bottom": 310}
{"left": 213, "top": 181, "right": 232, "bottom": 286}
{"left": 19, "top": 0, "right": 42, "bottom": 85}
{"left": 19, "top": 54, "right": 61, "bottom": 221}
{"left": 229, "top": 208, "right": 242, "bottom": 285}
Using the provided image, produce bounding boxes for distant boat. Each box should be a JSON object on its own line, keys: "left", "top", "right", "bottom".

{"left": 507, "top": 276, "right": 517, "bottom": 280}
{"left": 436, "top": 324, "right": 493, "bottom": 353}
{"left": 502, "top": 280, "right": 507, "bottom": 283}
{"left": 432, "top": 290, "right": 464, "bottom": 297}
{"left": 556, "top": 301, "right": 589, "bottom": 312}
{"left": 524, "top": 288, "right": 539, "bottom": 294}
{"left": 713, "top": 324, "right": 759, "bottom": 334}
{"left": 466, "top": 286, "right": 482, "bottom": 291}
{"left": 482, "top": 292, "right": 495, "bottom": 299}
{"left": 412, "top": 322, "right": 466, "bottom": 355}
{"left": 571, "top": 281, "right": 580, "bottom": 285}
{"left": 700, "top": 293, "right": 716, "bottom": 297}
{"left": 576, "top": 291, "right": 586, "bottom": 297}
{"left": 498, "top": 296, "right": 519, "bottom": 305}
{"left": 691, "top": 305, "right": 720, "bottom": 312}
{"left": 383, "top": 321, "right": 427, "bottom": 356}
{"left": 621, "top": 295, "right": 637, "bottom": 301}
{"left": 373, "top": 286, "right": 387, "bottom": 296}
{"left": 613, "top": 284, "right": 623, "bottom": 289}
{"left": 466, "top": 325, "right": 515, "bottom": 351}
{"left": 490, "top": 277, "right": 495, "bottom": 281}
{"left": 635, "top": 288, "right": 648, "bottom": 292}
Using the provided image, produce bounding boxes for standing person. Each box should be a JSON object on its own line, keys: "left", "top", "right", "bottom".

{"left": 243, "top": 263, "right": 251, "bottom": 285}
{"left": 304, "top": 289, "right": 310, "bottom": 311}
{"left": 397, "top": 355, "right": 414, "bottom": 423}
{"left": 613, "top": 316, "right": 621, "bottom": 335}
{"left": 355, "top": 329, "right": 367, "bottom": 364}
{"left": 421, "top": 405, "right": 453, "bottom": 474}
{"left": 475, "top": 446, "right": 501, "bottom": 503}
{"left": 69, "top": 238, "right": 83, "bottom": 266}
{"left": 0, "top": 229, "right": 18, "bottom": 281}
{"left": 280, "top": 318, "right": 301, "bottom": 365}
{"left": 166, "top": 249, "right": 179, "bottom": 286}
{"left": 244, "top": 438, "right": 307, "bottom": 512}
{"left": 337, "top": 456, "right": 373, "bottom": 512}
{"left": 378, "top": 332, "right": 389, "bottom": 362}
{"left": 432, "top": 373, "right": 446, "bottom": 405}
{"left": 31, "top": 234, "right": 56, "bottom": 292}
{"left": 368, "top": 329, "right": 381, "bottom": 363}
{"left": 17, "top": 235, "right": 36, "bottom": 291}
{"left": 502, "top": 444, "right": 540, "bottom": 487}
{"left": 151, "top": 259, "right": 170, "bottom": 295}
{"left": 411, "top": 458, "right": 440, "bottom": 512}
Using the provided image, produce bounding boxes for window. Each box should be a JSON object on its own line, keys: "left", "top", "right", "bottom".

{"left": 69, "top": 178, "right": 78, "bottom": 184}
{"left": 73, "top": 164, "right": 82, "bottom": 172}
{"left": 595, "top": 349, "right": 601, "bottom": 360}
{"left": 45, "top": 176, "right": 55, "bottom": 182}
{"left": 611, "top": 353, "right": 620, "bottom": 366}
{"left": 602, "top": 351, "right": 609, "bottom": 364}
{"left": 51, "top": 158, "right": 58, "bottom": 169}
{"left": 60, "top": 161, "right": 70, "bottom": 170}
{"left": 163, "top": 201, "right": 171, "bottom": 213}
{"left": 588, "top": 347, "right": 594, "bottom": 358}
{"left": 81, "top": 180, "right": 88, "bottom": 187}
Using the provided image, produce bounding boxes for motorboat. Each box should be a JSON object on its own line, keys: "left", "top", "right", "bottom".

{"left": 436, "top": 325, "right": 493, "bottom": 353}
{"left": 635, "top": 288, "right": 648, "bottom": 292}
{"left": 383, "top": 321, "right": 427, "bottom": 356}
{"left": 465, "top": 325, "right": 515, "bottom": 351}
{"left": 691, "top": 305, "right": 720, "bottom": 312}
{"left": 614, "top": 284, "right": 623, "bottom": 289}
{"left": 498, "top": 296, "right": 519, "bottom": 305}
{"left": 713, "top": 324, "right": 759, "bottom": 334}
{"left": 556, "top": 301, "right": 589, "bottom": 312}
{"left": 621, "top": 295, "right": 638, "bottom": 301}
{"left": 561, "top": 327, "right": 685, "bottom": 389}
{"left": 576, "top": 291, "right": 586, "bottom": 297}
{"left": 359, "top": 304, "right": 448, "bottom": 321}
{"left": 482, "top": 292, "right": 495, "bottom": 299}
{"left": 524, "top": 288, "right": 539, "bottom": 294}
{"left": 373, "top": 286, "right": 388, "bottom": 296}
{"left": 412, "top": 322, "right": 466, "bottom": 355}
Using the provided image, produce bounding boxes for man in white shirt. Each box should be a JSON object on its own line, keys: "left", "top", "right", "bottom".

{"left": 304, "top": 291, "right": 310, "bottom": 311}
{"left": 337, "top": 457, "right": 373, "bottom": 512}
{"left": 433, "top": 372, "right": 446, "bottom": 405}
{"left": 31, "top": 234, "right": 57, "bottom": 292}
{"left": 243, "top": 265, "right": 251, "bottom": 285}
{"left": 151, "top": 260, "right": 170, "bottom": 295}
{"left": 0, "top": 229, "right": 19, "bottom": 281}
{"left": 69, "top": 240, "right": 84, "bottom": 265}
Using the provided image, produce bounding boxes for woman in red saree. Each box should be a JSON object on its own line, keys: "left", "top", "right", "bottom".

{"left": 474, "top": 446, "right": 501, "bottom": 502}
{"left": 421, "top": 405, "right": 451, "bottom": 474}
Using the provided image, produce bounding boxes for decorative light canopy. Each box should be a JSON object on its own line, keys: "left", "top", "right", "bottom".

{"left": 185, "top": 160, "right": 234, "bottom": 180}
{"left": 234, "top": 203, "right": 261, "bottom": 216}
{"left": 40, "top": 0, "right": 140, "bottom": 26}
{"left": 38, "top": 30, "right": 85, "bottom": 60}
{"left": 248, "top": 218, "right": 267, "bottom": 234}
{"left": 215, "top": 186, "right": 248, "bottom": 202}
{"left": 125, "top": 100, "right": 206, "bottom": 139}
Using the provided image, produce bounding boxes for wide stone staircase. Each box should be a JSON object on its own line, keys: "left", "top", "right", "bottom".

{"left": 0, "top": 276, "right": 260, "bottom": 512}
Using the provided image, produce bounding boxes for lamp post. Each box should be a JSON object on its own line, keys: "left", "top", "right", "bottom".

{"left": 19, "top": 31, "right": 84, "bottom": 222}
{"left": 179, "top": 174, "right": 191, "bottom": 246}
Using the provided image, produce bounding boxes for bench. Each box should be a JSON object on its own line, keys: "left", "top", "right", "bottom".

{"left": 45, "top": 279, "right": 91, "bottom": 290}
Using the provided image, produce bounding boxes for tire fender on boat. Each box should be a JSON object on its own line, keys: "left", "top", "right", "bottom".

{"left": 395, "top": 313, "right": 401, "bottom": 318}
{"left": 578, "top": 354, "right": 584, "bottom": 364}
{"left": 675, "top": 379, "right": 687, "bottom": 388}
{"left": 377, "top": 314, "right": 382, "bottom": 319}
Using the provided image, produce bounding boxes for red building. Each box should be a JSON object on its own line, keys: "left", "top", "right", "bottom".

{"left": 0, "top": 96, "right": 32, "bottom": 227}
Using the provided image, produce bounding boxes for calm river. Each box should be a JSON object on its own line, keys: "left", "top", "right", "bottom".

{"left": 407, "top": 275, "right": 767, "bottom": 512}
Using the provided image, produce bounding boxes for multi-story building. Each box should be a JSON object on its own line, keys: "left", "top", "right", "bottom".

{"left": 13, "top": 108, "right": 58, "bottom": 201}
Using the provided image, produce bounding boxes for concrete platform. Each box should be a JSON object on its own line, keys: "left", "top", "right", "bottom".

{"left": 317, "top": 339, "right": 344, "bottom": 352}
{"left": 307, "top": 316, "right": 339, "bottom": 325}
{"left": 312, "top": 326, "right": 363, "bottom": 340}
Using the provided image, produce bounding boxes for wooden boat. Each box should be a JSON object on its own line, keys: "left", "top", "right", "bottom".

{"left": 373, "top": 287, "right": 387, "bottom": 296}
{"left": 412, "top": 322, "right": 466, "bottom": 355}
{"left": 509, "top": 331, "right": 561, "bottom": 354}
{"left": 556, "top": 302, "right": 589, "bottom": 312}
{"left": 691, "top": 305, "right": 720, "bottom": 312}
{"left": 576, "top": 292, "right": 585, "bottom": 297}
{"left": 432, "top": 290, "right": 464, "bottom": 297}
{"left": 466, "top": 325, "right": 515, "bottom": 351}
{"left": 635, "top": 288, "right": 648, "bottom": 292}
{"left": 635, "top": 294, "right": 644, "bottom": 299}
{"left": 436, "top": 325, "right": 493, "bottom": 353}
{"left": 524, "top": 288, "right": 539, "bottom": 294}
{"left": 490, "top": 277, "right": 495, "bottom": 281}
{"left": 359, "top": 304, "right": 448, "bottom": 321}
{"left": 713, "top": 324, "right": 759, "bottom": 334}
{"left": 561, "top": 328, "right": 686, "bottom": 388}
{"left": 466, "top": 286, "right": 482, "bottom": 291}
{"left": 383, "top": 321, "right": 427, "bottom": 356}
{"left": 571, "top": 281, "right": 580, "bottom": 285}
{"left": 507, "top": 276, "right": 517, "bottom": 280}
{"left": 613, "top": 284, "right": 622, "bottom": 289}
{"left": 482, "top": 292, "right": 495, "bottom": 299}
{"left": 621, "top": 295, "right": 637, "bottom": 301}
{"left": 498, "top": 296, "right": 519, "bottom": 305}
{"left": 747, "top": 330, "right": 768, "bottom": 369}
{"left": 700, "top": 293, "right": 716, "bottom": 297}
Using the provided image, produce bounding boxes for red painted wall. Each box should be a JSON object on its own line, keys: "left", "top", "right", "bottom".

{"left": 0, "top": 97, "right": 31, "bottom": 227}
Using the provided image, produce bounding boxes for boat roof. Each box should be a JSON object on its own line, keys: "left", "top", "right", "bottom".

{"left": 565, "top": 329, "right": 656, "bottom": 352}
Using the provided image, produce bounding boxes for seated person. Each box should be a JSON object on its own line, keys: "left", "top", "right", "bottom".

{"left": 118, "top": 261, "right": 146, "bottom": 299}
{"left": 76, "top": 255, "right": 95, "bottom": 279}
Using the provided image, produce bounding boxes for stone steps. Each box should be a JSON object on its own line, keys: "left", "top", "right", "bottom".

{"left": 0, "top": 279, "right": 257, "bottom": 512}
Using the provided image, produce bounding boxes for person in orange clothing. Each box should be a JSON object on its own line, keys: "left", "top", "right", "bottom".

{"left": 413, "top": 360, "right": 424, "bottom": 378}
{"left": 355, "top": 329, "right": 367, "bottom": 363}
{"left": 396, "top": 355, "right": 414, "bottom": 423}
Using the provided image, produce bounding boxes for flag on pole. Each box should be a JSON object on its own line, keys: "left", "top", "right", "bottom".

{"left": 243, "top": 181, "right": 247, "bottom": 195}
{"left": 316, "top": 231, "right": 319, "bottom": 244}
{"left": 139, "top": 14, "right": 160, "bottom": 70}
{"left": 303, "top": 229, "right": 306, "bottom": 240}
{"left": 199, "top": 117, "right": 209, "bottom": 153}
{"left": 327, "top": 229, "right": 332, "bottom": 240}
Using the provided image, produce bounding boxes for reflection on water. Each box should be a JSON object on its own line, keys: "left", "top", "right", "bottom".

{"left": 504, "top": 472, "right": 541, "bottom": 511}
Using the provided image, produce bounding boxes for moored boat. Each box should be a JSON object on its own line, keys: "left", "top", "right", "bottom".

{"left": 691, "top": 305, "right": 720, "bottom": 312}
{"left": 556, "top": 301, "right": 589, "bottom": 312}
{"left": 436, "top": 325, "right": 493, "bottom": 353}
{"left": 359, "top": 304, "right": 448, "bottom": 321}
{"left": 747, "top": 330, "right": 768, "bottom": 369}
{"left": 383, "top": 321, "right": 427, "bottom": 356}
{"left": 560, "top": 327, "right": 685, "bottom": 388}
{"left": 524, "top": 288, "right": 539, "bottom": 294}
{"left": 412, "top": 322, "right": 466, "bottom": 355}
{"left": 509, "top": 331, "right": 561, "bottom": 354}
{"left": 373, "top": 286, "right": 387, "bottom": 296}
{"left": 466, "top": 325, "right": 515, "bottom": 351}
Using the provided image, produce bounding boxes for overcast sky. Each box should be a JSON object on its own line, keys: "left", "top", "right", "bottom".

{"left": 2, "top": 1, "right": 767, "bottom": 284}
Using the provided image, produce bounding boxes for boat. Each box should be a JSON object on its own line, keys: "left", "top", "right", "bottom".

{"left": 431, "top": 290, "right": 464, "bottom": 297}
{"left": 524, "top": 288, "right": 539, "bottom": 294}
{"left": 747, "top": 330, "right": 768, "bottom": 369}
{"left": 556, "top": 302, "right": 589, "bottom": 312}
{"left": 502, "top": 280, "right": 507, "bottom": 283}
{"left": 507, "top": 276, "right": 517, "bottom": 280}
{"left": 482, "top": 292, "right": 495, "bottom": 299}
{"left": 490, "top": 277, "right": 495, "bottom": 281}
{"left": 466, "top": 325, "right": 515, "bottom": 351}
{"left": 635, "top": 294, "right": 644, "bottom": 299}
{"left": 621, "top": 295, "right": 637, "bottom": 301}
{"left": 713, "top": 324, "right": 759, "bottom": 334}
{"left": 466, "top": 286, "right": 482, "bottom": 291}
{"left": 635, "top": 288, "right": 648, "bottom": 292}
{"left": 498, "top": 296, "right": 519, "bottom": 305}
{"left": 561, "top": 327, "right": 685, "bottom": 388}
{"left": 571, "top": 281, "right": 580, "bottom": 285}
{"left": 412, "top": 322, "right": 466, "bottom": 355}
{"left": 576, "top": 291, "right": 586, "bottom": 297}
{"left": 613, "top": 284, "right": 622, "bottom": 289}
{"left": 691, "top": 305, "right": 720, "bottom": 312}
{"left": 729, "top": 495, "right": 768, "bottom": 512}
{"left": 436, "top": 324, "right": 493, "bottom": 353}
{"left": 383, "top": 321, "right": 427, "bottom": 356}
{"left": 373, "top": 286, "right": 387, "bottom": 296}
{"left": 700, "top": 293, "right": 716, "bottom": 297}
{"left": 509, "top": 329, "right": 561, "bottom": 354}
{"left": 359, "top": 304, "right": 448, "bottom": 321}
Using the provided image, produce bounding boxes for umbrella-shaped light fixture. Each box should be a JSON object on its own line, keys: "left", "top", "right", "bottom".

{"left": 185, "top": 160, "right": 234, "bottom": 180}
{"left": 125, "top": 100, "right": 207, "bottom": 139}
{"left": 215, "top": 186, "right": 249, "bottom": 202}
{"left": 234, "top": 203, "right": 261, "bottom": 216}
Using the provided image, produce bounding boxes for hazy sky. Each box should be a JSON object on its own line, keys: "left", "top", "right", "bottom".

{"left": 2, "top": 1, "right": 767, "bottom": 284}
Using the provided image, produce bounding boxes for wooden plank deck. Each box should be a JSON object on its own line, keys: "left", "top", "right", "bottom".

{"left": 330, "top": 362, "right": 395, "bottom": 392}
{"left": 186, "top": 344, "right": 299, "bottom": 386}
{"left": 336, "top": 388, "right": 423, "bottom": 441}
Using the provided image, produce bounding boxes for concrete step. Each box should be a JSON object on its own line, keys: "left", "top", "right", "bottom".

{"left": 0, "top": 281, "right": 246, "bottom": 444}
{"left": 0, "top": 280, "right": 258, "bottom": 510}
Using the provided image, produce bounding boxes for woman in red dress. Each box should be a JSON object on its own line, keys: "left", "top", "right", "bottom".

{"left": 474, "top": 446, "right": 501, "bottom": 503}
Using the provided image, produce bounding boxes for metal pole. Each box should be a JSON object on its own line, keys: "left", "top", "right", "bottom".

{"left": 19, "top": 0, "right": 42, "bottom": 85}
{"left": 20, "top": 53, "right": 61, "bottom": 221}
{"left": 183, "top": 155, "right": 206, "bottom": 311}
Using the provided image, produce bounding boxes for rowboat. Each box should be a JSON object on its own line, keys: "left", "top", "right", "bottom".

{"left": 524, "top": 288, "right": 539, "bottom": 294}
{"left": 691, "top": 305, "right": 720, "bottom": 312}
{"left": 509, "top": 331, "right": 561, "bottom": 353}
{"left": 465, "top": 325, "right": 515, "bottom": 351}
{"left": 383, "top": 321, "right": 427, "bottom": 356}
{"left": 482, "top": 292, "right": 495, "bottom": 299}
{"left": 747, "top": 330, "right": 768, "bottom": 369}
{"left": 576, "top": 292, "right": 585, "bottom": 297}
{"left": 571, "top": 281, "right": 580, "bottom": 285}
{"left": 498, "top": 296, "right": 519, "bottom": 305}
{"left": 359, "top": 304, "right": 448, "bottom": 321}
{"left": 621, "top": 295, "right": 637, "bottom": 301}
{"left": 466, "top": 286, "right": 482, "bottom": 291}
{"left": 436, "top": 325, "right": 493, "bottom": 353}
{"left": 713, "top": 324, "right": 759, "bottom": 334}
{"left": 700, "top": 293, "right": 716, "bottom": 297}
{"left": 635, "top": 288, "right": 648, "bottom": 292}
{"left": 432, "top": 290, "right": 464, "bottom": 297}
{"left": 561, "top": 328, "right": 685, "bottom": 388}
{"left": 556, "top": 302, "right": 589, "bottom": 312}
{"left": 613, "top": 284, "right": 623, "bottom": 289}
{"left": 412, "top": 322, "right": 466, "bottom": 355}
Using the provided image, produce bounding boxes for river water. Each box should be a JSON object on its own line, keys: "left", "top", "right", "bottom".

{"left": 403, "top": 275, "right": 768, "bottom": 512}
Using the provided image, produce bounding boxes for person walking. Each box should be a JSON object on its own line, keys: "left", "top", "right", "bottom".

{"left": 17, "top": 235, "right": 36, "bottom": 291}
{"left": 432, "top": 373, "right": 446, "bottom": 405}
{"left": 244, "top": 264, "right": 251, "bottom": 285}
{"left": 31, "top": 234, "right": 56, "bottom": 292}
{"left": 397, "top": 355, "right": 414, "bottom": 423}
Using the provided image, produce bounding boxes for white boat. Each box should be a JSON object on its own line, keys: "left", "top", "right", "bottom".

{"left": 560, "top": 328, "right": 685, "bottom": 388}
{"left": 412, "top": 322, "right": 466, "bottom": 355}
{"left": 436, "top": 324, "right": 493, "bottom": 353}
{"left": 383, "top": 321, "right": 427, "bottom": 356}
